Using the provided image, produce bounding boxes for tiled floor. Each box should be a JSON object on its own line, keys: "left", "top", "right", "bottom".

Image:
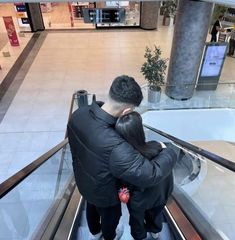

{"left": 0, "top": 21, "right": 235, "bottom": 181}
{"left": 0, "top": 25, "right": 173, "bottom": 182}
{"left": 0, "top": 33, "right": 8, "bottom": 50}
{"left": 0, "top": 33, "right": 33, "bottom": 84}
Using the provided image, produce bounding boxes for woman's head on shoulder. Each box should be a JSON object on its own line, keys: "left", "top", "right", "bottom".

{"left": 116, "top": 111, "right": 143, "bottom": 128}
{"left": 115, "top": 111, "right": 146, "bottom": 148}
{"left": 115, "top": 111, "right": 162, "bottom": 159}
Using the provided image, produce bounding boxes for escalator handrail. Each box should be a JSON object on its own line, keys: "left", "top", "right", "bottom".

{"left": 65, "top": 93, "right": 76, "bottom": 139}
{"left": 144, "top": 124, "right": 235, "bottom": 172}
{"left": 0, "top": 138, "right": 68, "bottom": 199}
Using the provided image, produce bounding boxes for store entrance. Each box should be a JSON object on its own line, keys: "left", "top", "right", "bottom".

{"left": 0, "top": 3, "right": 31, "bottom": 51}
{"left": 40, "top": 2, "right": 95, "bottom": 29}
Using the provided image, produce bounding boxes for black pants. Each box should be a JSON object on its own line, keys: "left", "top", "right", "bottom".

{"left": 128, "top": 204, "right": 164, "bottom": 240}
{"left": 211, "top": 33, "right": 217, "bottom": 42}
{"left": 228, "top": 39, "right": 235, "bottom": 56}
{"left": 86, "top": 202, "right": 121, "bottom": 240}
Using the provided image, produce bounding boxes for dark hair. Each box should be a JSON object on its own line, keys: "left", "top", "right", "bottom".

{"left": 115, "top": 112, "right": 162, "bottom": 159}
{"left": 109, "top": 75, "right": 143, "bottom": 107}
{"left": 218, "top": 15, "right": 223, "bottom": 20}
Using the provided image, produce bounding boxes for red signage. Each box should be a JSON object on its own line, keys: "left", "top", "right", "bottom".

{"left": 3, "top": 16, "right": 20, "bottom": 47}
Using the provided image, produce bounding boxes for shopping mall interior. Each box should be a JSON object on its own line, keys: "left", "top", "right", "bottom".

{"left": 0, "top": 1, "right": 235, "bottom": 240}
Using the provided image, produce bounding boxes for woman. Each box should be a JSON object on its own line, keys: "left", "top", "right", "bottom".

{"left": 115, "top": 111, "right": 174, "bottom": 240}
{"left": 210, "top": 15, "right": 224, "bottom": 42}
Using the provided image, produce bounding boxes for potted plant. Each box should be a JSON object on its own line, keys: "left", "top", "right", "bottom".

{"left": 162, "top": 0, "right": 177, "bottom": 26}
{"left": 141, "top": 46, "right": 168, "bottom": 103}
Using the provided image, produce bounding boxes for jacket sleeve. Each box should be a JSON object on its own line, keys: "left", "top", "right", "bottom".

{"left": 109, "top": 141, "right": 178, "bottom": 188}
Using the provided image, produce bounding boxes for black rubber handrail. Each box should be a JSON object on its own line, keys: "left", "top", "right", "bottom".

{"left": 0, "top": 138, "right": 68, "bottom": 199}
{"left": 65, "top": 93, "right": 76, "bottom": 139}
{"left": 144, "top": 124, "right": 235, "bottom": 172}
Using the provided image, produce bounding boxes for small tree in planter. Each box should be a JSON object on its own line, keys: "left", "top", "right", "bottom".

{"left": 141, "top": 46, "right": 168, "bottom": 103}
{"left": 162, "top": 0, "right": 177, "bottom": 26}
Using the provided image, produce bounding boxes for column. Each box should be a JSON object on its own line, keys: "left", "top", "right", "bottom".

{"left": 25, "top": 3, "right": 45, "bottom": 32}
{"left": 165, "top": 0, "right": 213, "bottom": 100}
{"left": 140, "top": 2, "right": 160, "bottom": 30}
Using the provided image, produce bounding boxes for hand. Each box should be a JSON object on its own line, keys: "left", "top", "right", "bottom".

{"left": 118, "top": 188, "right": 130, "bottom": 204}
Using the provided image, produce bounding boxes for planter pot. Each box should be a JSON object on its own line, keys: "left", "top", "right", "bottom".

{"left": 163, "top": 16, "right": 170, "bottom": 26}
{"left": 148, "top": 86, "right": 161, "bottom": 103}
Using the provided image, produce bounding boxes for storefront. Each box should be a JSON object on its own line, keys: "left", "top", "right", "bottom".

{"left": 40, "top": 2, "right": 95, "bottom": 29}
{"left": 0, "top": 3, "right": 32, "bottom": 83}
{"left": 0, "top": 3, "right": 31, "bottom": 51}
{"left": 0, "top": 3, "right": 31, "bottom": 34}
{"left": 39, "top": 1, "right": 140, "bottom": 29}
{"left": 1, "top": 2, "right": 158, "bottom": 33}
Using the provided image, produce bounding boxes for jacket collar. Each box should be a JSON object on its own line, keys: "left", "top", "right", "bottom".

{"left": 90, "top": 101, "right": 117, "bottom": 126}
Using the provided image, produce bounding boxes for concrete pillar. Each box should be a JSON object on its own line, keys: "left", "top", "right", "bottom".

{"left": 140, "top": 2, "right": 160, "bottom": 30}
{"left": 25, "top": 3, "right": 45, "bottom": 32}
{"left": 166, "top": 0, "right": 213, "bottom": 100}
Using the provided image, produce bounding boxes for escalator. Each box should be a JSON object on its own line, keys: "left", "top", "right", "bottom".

{"left": 73, "top": 200, "right": 176, "bottom": 240}
{"left": 1, "top": 98, "right": 235, "bottom": 240}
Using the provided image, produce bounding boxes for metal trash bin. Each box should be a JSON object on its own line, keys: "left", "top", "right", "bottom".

{"left": 76, "top": 90, "right": 88, "bottom": 107}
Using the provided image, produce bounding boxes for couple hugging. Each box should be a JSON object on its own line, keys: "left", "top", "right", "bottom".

{"left": 68, "top": 75, "right": 178, "bottom": 240}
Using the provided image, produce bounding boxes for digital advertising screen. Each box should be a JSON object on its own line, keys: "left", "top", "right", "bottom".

{"left": 200, "top": 44, "right": 227, "bottom": 77}
{"left": 197, "top": 42, "right": 228, "bottom": 90}
{"left": 83, "top": 8, "right": 125, "bottom": 23}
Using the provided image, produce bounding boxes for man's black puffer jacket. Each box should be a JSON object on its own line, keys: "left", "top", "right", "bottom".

{"left": 67, "top": 101, "right": 177, "bottom": 207}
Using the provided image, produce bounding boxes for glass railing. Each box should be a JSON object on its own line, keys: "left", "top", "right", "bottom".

{"left": 55, "top": 92, "right": 235, "bottom": 239}
{"left": 144, "top": 125, "right": 235, "bottom": 240}
{"left": 0, "top": 130, "right": 67, "bottom": 184}
{"left": 0, "top": 142, "right": 73, "bottom": 239}
{"left": 140, "top": 82, "right": 235, "bottom": 111}
{"left": 71, "top": 82, "right": 235, "bottom": 113}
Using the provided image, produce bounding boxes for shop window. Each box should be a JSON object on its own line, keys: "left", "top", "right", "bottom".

{"left": 40, "top": 2, "right": 95, "bottom": 29}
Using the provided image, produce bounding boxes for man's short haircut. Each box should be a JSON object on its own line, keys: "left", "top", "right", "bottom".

{"left": 218, "top": 15, "right": 223, "bottom": 19}
{"left": 109, "top": 75, "right": 143, "bottom": 106}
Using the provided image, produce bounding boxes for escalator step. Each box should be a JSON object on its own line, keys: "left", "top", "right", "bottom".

{"left": 76, "top": 205, "right": 175, "bottom": 240}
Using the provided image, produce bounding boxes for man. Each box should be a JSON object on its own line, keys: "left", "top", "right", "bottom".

{"left": 67, "top": 75, "right": 178, "bottom": 240}
{"left": 211, "top": 15, "right": 224, "bottom": 42}
{"left": 228, "top": 24, "right": 235, "bottom": 57}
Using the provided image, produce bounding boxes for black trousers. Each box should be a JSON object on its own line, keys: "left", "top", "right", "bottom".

{"left": 228, "top": 39, "right": 235, "bottom": 56}
{"left": 211, "top": 33, "right": 217, "bottom": 42}
{"left": 127, "top": 204, "right": 165, "bottom": 240}
{"left": 86, "top": 202, "right": 121, "bottom": 240}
